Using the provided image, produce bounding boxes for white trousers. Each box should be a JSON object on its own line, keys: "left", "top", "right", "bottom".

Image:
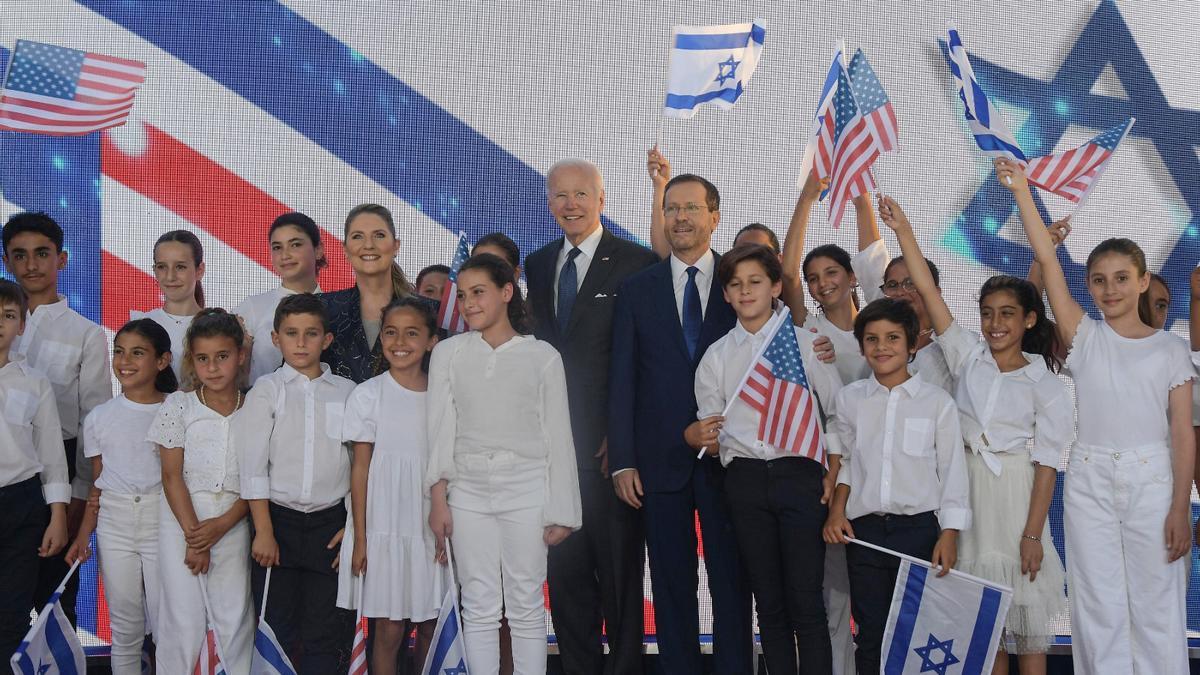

{"left": 824, "top": 542, "right": 856, "bottom": 675}
{"left": 96, "top": 491, "right": 161, "bottom": 675}
{"left": 155, "top": 490, "right": 254, "bottom": 674}
{"left": 1063, "top": 443, "right": 1189, "bottom": 674}
{"left": 450, "top": 452, "right": 549, "bottom": 675}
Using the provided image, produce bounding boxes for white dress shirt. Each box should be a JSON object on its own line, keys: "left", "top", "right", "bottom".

{"left": 831, "top": 373, "right": 971, "bottom": 531}
{"left": 235, "top": 363, "right": 354, "bottom": 512}
{"left": 695, "top": 318, "right": 844, "bottom": 465}
{"left": 425, "top": 332, "right": 582, "bottom": 529}
{"left": 803, "top": 314, "right": 871, "bottom": 385}
{"left": 938, "top": 321, "right": 1074, "bottom": 474}
{"left": 0, "top": 356, "right": 70, "bottom": 503}
{"left": 552, "top": 226, "right": 604, "bottom": 307}
{"left": 669, "top": 249, "right": 715, "bottom": 321}
{"left": 911, "top": 341, "right": 955, "bottom": 394}
{"left": 1068, "top": 316, "right": 1194, "bottom": 449}
{"left": 83, "top": 395, "right": 163, "bottom": 494}
{"left": 132, "top": 307, "right": 193, "bottom": 381}
{"left": 235, "top": 286, "right": 322, "bottom": 385}
{"left": 15, "top": 297, "right": 112, "bottom": 498}
{"left": 146, "top": 390, "right": 241, "bottom": 495}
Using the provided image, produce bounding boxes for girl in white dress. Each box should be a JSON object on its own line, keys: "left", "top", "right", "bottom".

{"left": 881, "top": 197, "right": 1071, "bottom": 674}
{"left": 65, "top": 319, "right": 176, "bottom": 674}
{"left": 426, "top": 254, "right": 582, "bottom": 675}
{"left": 148, "top": 309, "right": 254, "bottom": 673}
{"left": 235, "top": 212, "right": 326, "bottom": 385}
{"left": 135, "top": 230, "right": 205, "bottom": 381}
{"left": 999, "top": 158, "right": 1194, "bottom": 674}
{"left": 344, "top": 296, "right": 442, "bottom": 673}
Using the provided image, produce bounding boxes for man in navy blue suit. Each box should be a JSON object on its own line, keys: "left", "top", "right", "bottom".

{"left": 608, "top": 173, "right": 752, "bottom": 675}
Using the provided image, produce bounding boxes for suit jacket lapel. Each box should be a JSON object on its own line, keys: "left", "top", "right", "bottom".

{"left": 699, "top": 252, "right": 731, "bottom": 356}
{"left": 565, "top": 229, "right": 618, "bottom": 337}
{"left": 532, "top": 238, "right": 563, "bottom": 338}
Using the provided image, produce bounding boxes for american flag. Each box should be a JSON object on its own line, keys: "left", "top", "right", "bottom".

{"left": 348, "top": 616, "right": 368, "bottom": 675}
{"left": 437, "top": 230, "right": 471, "bottom": 334}
{"left": 0, "top": 39, "right": 144, "bottom": 136}
{"left": 1026, "top": 117, "right": 1133, "bottom": 204}
{"left": 826, "top": 64, "right": 880, "bottom": 230}
{"left": 737, "top": 315, "right": 826, "bottom": 465}
{"left": 847, "top": 49, "right": 898, "bottom": 154}
{"left": 802, "top": 45, "right": 874, "bottom": 206}
{"left": 193, "top": 627, "right": 228, "bottom": 675}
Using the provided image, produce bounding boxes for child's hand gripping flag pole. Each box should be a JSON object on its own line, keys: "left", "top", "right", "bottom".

{"left": 422, "top": 544, "right": 470, "bottom": 674}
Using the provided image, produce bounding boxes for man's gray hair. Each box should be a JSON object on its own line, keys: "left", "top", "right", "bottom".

{"left": 546, "top": 158, "right": 605, "bottom": 194}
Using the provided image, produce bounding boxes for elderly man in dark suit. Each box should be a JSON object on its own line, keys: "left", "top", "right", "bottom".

{"left": 525, "top": 159, "right": 657, "bottom": 675}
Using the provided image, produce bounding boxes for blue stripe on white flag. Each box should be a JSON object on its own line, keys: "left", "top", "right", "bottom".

{"left": 884, "top": 562, "right": 927, "bottom": 674}
{"left": 427, "top": 604, "right": 461, "bottom": 671}
{"left": 674, "top": 25, "right": 765, "bottom": 50}
{"left": 962, "top": 586, "right": 1004, "bottom": 672}
{"left": 254, "top": 625, "right": 297, "bottom": 675}
{"left": 664, "top": 84, "right": 744, "bottom": 111}
{"left": 44, "top": 613, "right": 80, "bottom": 675}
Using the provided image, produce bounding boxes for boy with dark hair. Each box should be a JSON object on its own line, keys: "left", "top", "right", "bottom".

{"left": 1, "top": 212, "right": 111, "bottom": 625}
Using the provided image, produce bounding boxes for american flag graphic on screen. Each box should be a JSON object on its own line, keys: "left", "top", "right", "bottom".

{"left": 737, "top": 316, "right": 826, "bottom": 465}
{"left": 1026, "top": 117, "right": 1133, "bottom": 203}
{"left": 0, "top": 39, "right": 144, "bottom": 136}
{"left": 437, "top": 230, "right": 471, "bottom": 335}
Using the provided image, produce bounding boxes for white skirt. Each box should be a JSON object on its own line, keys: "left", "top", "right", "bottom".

{"left": 957, "top": 451, "right": 1066, "bottom": 653}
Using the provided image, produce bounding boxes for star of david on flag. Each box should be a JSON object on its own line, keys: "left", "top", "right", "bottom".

{"left": 735, "top": 311, "right": 826, "bottom": 465}
{"left": 857, "top": 538, "right": 1012, "bottom": 675}
{"left": 437, "top": 231, "right": 471, "bottom": 335}
{"left": 1026, "top": 117, "right": 1134, "bottom": 206}
{"left": 0, "top": 39, "right": 145, "bottom": 136}
{"left": 9, "top": 563, "right": 86, "bottom": 675}
{"left": 422, "top": 548, "right": 470, "bottom": 675}
{"left": 663, "top": 20, "right": 765, "bottom": 118}
{"left": 944, "top": 25, "right": 1027, "bottom": 163}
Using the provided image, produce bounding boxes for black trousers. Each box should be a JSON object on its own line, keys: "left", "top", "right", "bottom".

{"left": 33, "top": 438, "right": 78, "bottom": 627}
{"left": 724, "top": 457, "right": 831, "bottom": 675}
{"left": 1, "top": 477, "right": 48, "bottom": 661}
{"left": 844, "top": 511, "right": 939, "bottom": 675}
{"left": 250, "top": 501, "right": 356, "bottom": 675}
{"left": 547, "top": 469, "right": 646, "bottom": 675}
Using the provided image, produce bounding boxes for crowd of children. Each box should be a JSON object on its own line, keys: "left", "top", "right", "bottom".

{"left": 0, "top": 153, "right": 1196, "bottom": 675}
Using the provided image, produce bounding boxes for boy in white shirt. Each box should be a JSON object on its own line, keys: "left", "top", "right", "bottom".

{"left": 0, "top": 279, "right": 70, "bottom": 660}
{"left": 823, "top": 297, "right": 970, "bottom": 675}
{"left": 2, "top": 212, "right": 111, "bottom": 625}
{"left": 236, "top": 293, "right": 357, "bottom": 673}
{"left": 691, "top": 245, "right": 844, "bottom": 675}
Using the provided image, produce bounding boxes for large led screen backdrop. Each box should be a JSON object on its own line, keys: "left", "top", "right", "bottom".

{"left": 1, "top": 0, "right": 1198, "bottom": 651}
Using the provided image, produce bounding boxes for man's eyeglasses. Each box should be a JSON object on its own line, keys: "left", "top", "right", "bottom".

{"left": 880, "top": 279, "right": 917, "bottom": 295}
{"left": 663, "top": 204, "right": 709, "bottom": 218}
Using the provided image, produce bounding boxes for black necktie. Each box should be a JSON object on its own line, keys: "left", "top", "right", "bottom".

{"left": 682, "top": 266, "right": 702, "bottom": 357}
{"left": 557, "top": 247, "right": 582, "bottom": 333}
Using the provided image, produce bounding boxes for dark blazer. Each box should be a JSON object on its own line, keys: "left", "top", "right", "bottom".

{"left": 320, "top": 286, "right": 437, "bottom": 384}
{"left": 525, "top": 229, "right": 658, "bottom": 472}
{"left": 607, "top": 253, "right": 737, "bottom": 493}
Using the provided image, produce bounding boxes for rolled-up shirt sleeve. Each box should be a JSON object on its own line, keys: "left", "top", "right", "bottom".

{"left": 35, "top": 383, "right": 70, "bottom": 505}
{"left": 831, "top": 388, "right": 856, "bottom": 486}
{"left": 235, "top": 379, "right": 277, "bottom": 501}
{"left": 934, "top": 398, "right": 971, "bottom": 531}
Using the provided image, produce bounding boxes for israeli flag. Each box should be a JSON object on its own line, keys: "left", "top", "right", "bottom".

{"left": 944, "top": 24, "right": 1027, "bottom": 162}
{"left": 251, "top": 567, "right": 298, "bottom": 675}
{"left": 422, "top": 551, "right": 469, "bottom": 675}
{"left": 9, "top": 563, "right": 86, "bottom": 675}
{"left": 663, "top": 20, "right": 766, "bottom": 119}
{"left": 881, "top": 557, "right": 1012, "bottom": 675}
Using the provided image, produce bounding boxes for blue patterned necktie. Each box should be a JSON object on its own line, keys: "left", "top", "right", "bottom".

{"left": 557, "top": 247, "right": 582, "bottom": 333}
{"left": 682, "top": 266, "right": 702, "bottom": 358}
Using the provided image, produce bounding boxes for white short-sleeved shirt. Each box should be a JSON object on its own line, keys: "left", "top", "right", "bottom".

{"left": 83, "top": 395, "right": 163, "bottom": 494}
{"left": 696, "top": 319, "right": 844, "bottom": 465}
{"left": 132, "top": 308, "right": 193, "bottom": 381}
{"left": 146, "top": 390, "right": 240, "bottom": 494}
{"left": 1067, "top": 317, "right": 1194, "bottom": 448}
{"left": 831, "top": 373, "right": 971, "bottom": 531}
{"left": 938, "top": 321, "right": 1074, "bottom": 474}
{"left": 803, "top": 314, "right": 870, "bottom": 384}
{"left": 0, "top": 357, "right": 70, "bottom": 503}
{"left": 425, "top": 332, "right": 582, "bottom": 529}
{"left": 235, "top": 286, "right": 321, "bottom": 385}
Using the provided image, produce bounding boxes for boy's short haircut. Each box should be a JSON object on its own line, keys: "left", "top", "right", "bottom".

{"left": 853, "top": 298, "right": 919, "bottom": 356}
{"left": 0, "top": 278, "right": 29, "bottom": 317}
{"left": 718, "top": 244, "right": 782, "bottom": 286}
{"left": 884, "top": 255, "right": 941, "bottom": 287}
{"left": 734, "top": 223, "right": 781, "bottom": 254}
{"left": 2, "top": 212, "right": 64, "bottom": 254}
{"left": 416, "top": 264, "right": 452, "bottom": 287}
{"left": 273, "top": 293, "right": 330, "bottom": 332}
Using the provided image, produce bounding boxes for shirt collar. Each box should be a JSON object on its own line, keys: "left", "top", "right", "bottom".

{"left": 28, "top": 296, "right": 69, "bottom": 319}
{"left": 669, "top": 249, "right": 715, "bottom": 283}
{"left": 0, "top": 354, "right": 32, "bottom": 376}
{"left": 980, "top": 348, "right": 1048, "bottom": 382}
{"left": 729, "top": 318, "right": 773, "bottom": 346}
{"left": 469, "top": 331, "right": 532, "bottom": 353}
{"left": 278, "top": 361, "right": 334, "bottom": 384}
{"left": 867, "top": 371, "right": 925, "bottom": 397}
{"left": 561, "top": 226, "right": 604, "bottom": 262}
